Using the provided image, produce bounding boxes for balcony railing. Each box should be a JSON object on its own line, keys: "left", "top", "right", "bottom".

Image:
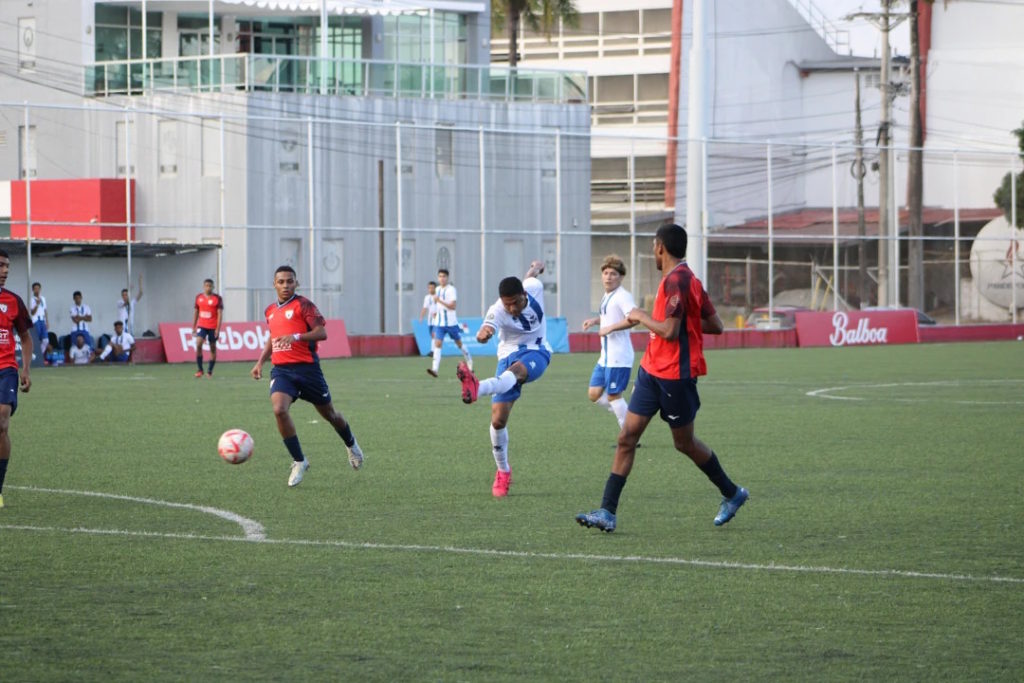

{"left": 86, "top": 53, "right": 588, "bottom": 104}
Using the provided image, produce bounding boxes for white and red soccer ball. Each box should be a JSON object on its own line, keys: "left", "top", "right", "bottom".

{"left": 218, "top": 429, "right": 254, "bottom": 464}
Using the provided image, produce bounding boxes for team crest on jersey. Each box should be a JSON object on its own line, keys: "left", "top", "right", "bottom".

{"left": 285, "top": 310, "right": 294, "bottom": 319}
{"left": 669, "top": 294, "right": 680, "bottom": 308}
{"left": 0, "top": 304, "right": 7, "bottom": 313}
{"left": 207, "top": 298, "right": 214, "bottom": 305}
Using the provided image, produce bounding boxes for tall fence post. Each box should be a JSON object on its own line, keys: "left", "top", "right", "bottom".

{"left": 555, "top": 128, "right": 562, "bottom": 316}
{"left": 1012, "top": 158, "right": 1019, "bottom": 324}
{"left": 395, "top": 121, "right": 403, "bottom": 335}
{"left": 23, "top": 104, "right": 32, "bottom": 294}
{"left": 307, "top": 117, "right": 316, "bottom": 302}
{"left": 832, "top": 142, "right": 840, "bottom": 311}
{"left": 701, "top": 136, "right": 709, "bottom": 284}
{"left": 218, "top": 115, "right": 226, "bottom": 291}
{"left": 953, "top": 151, "right": 960, "bottom": 326}
{"left": 628, "top": 147, "right": 636, "bottom": 296}
{"left": 767, "top": 141, "right": 774, "bottom": 319}
{"left": 479, "top": 126, "right": 487, "bottom": 313}
{"left": 124, "top": 108, "right": 133, "bottom": 306}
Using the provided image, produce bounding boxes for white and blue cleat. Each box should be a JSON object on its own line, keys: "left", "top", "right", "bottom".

{"left": 575, "top": 508, "right": 617, "bottom": 533}
{"left": 714, "top": 487, "right": 749, "bottom": 526}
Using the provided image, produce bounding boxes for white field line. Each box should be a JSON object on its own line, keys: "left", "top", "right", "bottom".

{"left": 1, "top": 522, "right": 1021, "bottom": 586}
{"left": 807, "top": 379, "right": 1024, "bottom": 405}
{"left": 7, "top": 485, "right": 265, "bottom": 541}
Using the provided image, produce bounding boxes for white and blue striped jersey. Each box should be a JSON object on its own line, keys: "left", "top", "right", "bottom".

{"left": 598, "top": 286, "right": 636, "bottom": 368}
{"left": 435, "top": 284, "right": 459, "bottom": 327}
{"left": 422, "top": 293, "right": 439, "bottom": 326}
{"left": 483, "top": 277, "right": 551, "bottom": 361}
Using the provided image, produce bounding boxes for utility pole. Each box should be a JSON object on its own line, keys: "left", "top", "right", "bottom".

{"left": 907, "top": 0, "right": 925, "bottom": 311}
{"left": 854, "top": 68, "right": 868, "bottom": 306}
{"left": 847, "top": 3, "right": 908, "bottom": 307}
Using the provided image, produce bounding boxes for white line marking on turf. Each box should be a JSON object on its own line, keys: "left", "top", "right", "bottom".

{"left": 1, "top": 523, "right": 1020, "bottom": 586}
{"left": 7, "top": 486, "right": 265, "bottom": 541}
{"left": 807, "top": 379, "right": 1024, "bottom": 405}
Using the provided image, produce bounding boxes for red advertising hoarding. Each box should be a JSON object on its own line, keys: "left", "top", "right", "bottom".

{"left": 158, "top": 320, "right": 352, "bottom": 363}
{"left": 795, "top": 310, "right": 919, "bottom": 348}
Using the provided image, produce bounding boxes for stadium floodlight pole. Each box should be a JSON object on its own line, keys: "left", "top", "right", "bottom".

{"left": 479, "top": 126, "right": 486, "bottom": 314}
{"left": 218, "top": 114, "right": 225, "bottom": 291}
{"left": 685, "top": 0, "right": 710, "bottom": 281}
{"left": 629, "top": 148, "right": 636, "bottom": 297}
{"left": 832, "top": 142, "right": 840, "bottom": 312}
{"left": 767, "top": 141, "right": 774, "bottom": 320}
{"left": 396, "top": 121, "right": 403, "bottom": 335}
{"left": 953, "top": 151, "right": 960, "bottom": 325}
{"left": 23, "top": 103, "right": 32, "bottom": 295}
{"left": 320, "top": 0, "right": 328, "bottom": 95}
{"left": 555, "top": 127, "right": 562, "bottom": 316}
{"left": 307, "top": 117, "right": 315, "bottom": 301}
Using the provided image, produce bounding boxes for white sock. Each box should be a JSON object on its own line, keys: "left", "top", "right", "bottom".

{"left": 490, "top": 425, "right": 510, "bottom": 472}
{"left": 431, "top": 346, "right": 441, "bottom": 373}
{"left": 609, "top": 398, "right": 628, "bottom": 430}
{"left": 462, "top": 346, "right": 472, "bottom": 364}
{"left": 595, "top": 393, "right": 610, "bottom": 408}
{"left": 479, "top": 370, "right": 517, "bottom": 396}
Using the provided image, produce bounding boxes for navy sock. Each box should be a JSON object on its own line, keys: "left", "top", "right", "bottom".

{"left": 0, "top": 458, "right": 8, "bottom": 493}
{"left": 283, "top": 435, "right": 305, "bottom": 462}
{"left": 196, "top": 355, "right": 203, "bottom": 372}
{"left": 207, "top": 359, "right": 216, "bottom": 374}
{"left": 600, "top": 473, "right": 627, "bottom": 515}
{"left": 698, "top": 452, "right": 738, "bottom": 499}
{"left": 335, "top": 422, "right": 355, "bottom": 448}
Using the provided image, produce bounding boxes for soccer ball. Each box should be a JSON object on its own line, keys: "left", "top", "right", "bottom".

{"left": 218, "top": 429, "right": 254, "bottom": 464}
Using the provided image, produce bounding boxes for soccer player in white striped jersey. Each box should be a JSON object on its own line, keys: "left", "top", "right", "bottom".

{"left": 456, "top": 260, "right": 549, "bottom": 497}
{"left": 581, "top": 255, "right": 637, "bottom": 431}
{"left": 427, "top": 269, "right": 472, "bottom": 377}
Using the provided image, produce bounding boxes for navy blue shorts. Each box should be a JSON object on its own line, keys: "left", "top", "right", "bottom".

{"left": 0, "top": 367, "right": 20, "bottom": 415}
{"left": 628, "top": 366, "right": 700, "bottom": 428}
{"left": 589, "top": 363, "right": 632, "bottom": 396}
{"left": 433, "top": 325, "right": 462, "bottom": 342}
{"left": 195, "top": 327, "right": 218, "bottom": 344}
{"left": 270, "top": 363, "right": 332, "bottom": 406}
{"left": 493, "top": 349, "right": 550, "bottom": 403}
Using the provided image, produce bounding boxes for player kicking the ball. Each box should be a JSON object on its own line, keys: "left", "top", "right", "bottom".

{"left": 575, "top": 224, "right": 748, "bottom": 532}
{"left": 251, "top": 265, "right": 364, "bottom": 487}
{"left": 456, "top": 259, "right": 548, "bottom": 497}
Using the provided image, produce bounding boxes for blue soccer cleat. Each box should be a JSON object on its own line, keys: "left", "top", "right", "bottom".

{"left": 575, "top": 508, "right": 616, "bottom": 533}
{"left": 714, "top": 487, "right": 749, "bottom": 526}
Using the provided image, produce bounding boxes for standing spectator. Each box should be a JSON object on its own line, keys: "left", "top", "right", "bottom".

{"left": 69, "top": 291, "right": 93, "bottom": 348}
{"left": 69, "top": 334, "right": 94, "bottom": 365}
{"left": 98, "top": 321, "right": 134, "bottom": 363}
{"left": 29, "top": 282, "right": 48, "bottom": 349}
{"left": 116, "top": 274, "right": 143, "bottom": 335}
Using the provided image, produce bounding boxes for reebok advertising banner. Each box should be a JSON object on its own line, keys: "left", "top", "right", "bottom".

{"left": 158, "top": 320, "right": 352, "bottom": 363}
{"left": 795, "top": 310, "right": 919, "bottom": 348}
{"left": 412, "top": 317, "right": 571, "bottom": 356}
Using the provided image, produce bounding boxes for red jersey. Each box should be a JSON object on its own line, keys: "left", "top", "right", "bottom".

{"left": 194, "top": 293, "right": 223, "bottom": 330}
{"left": 0, "top": 289, "right": 31, "bottom": 371}
{"left": 640, "top": 261, "right": 716, "bottom": 380}
{"left": 264, "top": 295, "right": 326, "bottom": 365}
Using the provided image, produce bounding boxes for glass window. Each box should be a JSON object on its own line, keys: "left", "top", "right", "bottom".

{"left": 643, "top": 9, "right": 672, "bottom": 34}
{"left": 596, "top": 75, "right": 632, "bottom": 103}
{"left": 637, "top": 73, "right": 668, "bottom": 102}
{"left": 603, "top": 11, "right": 639, "bottom": 35}
{"left": 576, "top": 13, "right": 599, "bottom": 36}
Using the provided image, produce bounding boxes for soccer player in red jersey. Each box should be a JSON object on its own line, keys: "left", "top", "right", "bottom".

{"left": 250, "top": 265, "right": 364, "bottom": 487}
{"left": 0, "top": 249, "right": 34, "bottom": 510}
{"left": 576, "top": 224, "right": 748, "bottom": 532}
{"left": 192, "top": 278, "right": 223, "bottom": 377}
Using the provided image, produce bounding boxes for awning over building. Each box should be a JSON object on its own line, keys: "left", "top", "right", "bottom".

{"left": 99, "top": 0, "right": 486, "bottom": 16}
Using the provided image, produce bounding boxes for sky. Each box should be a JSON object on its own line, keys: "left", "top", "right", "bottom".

{"left": 822, "top": 0, "right": 914, "bottom": 57}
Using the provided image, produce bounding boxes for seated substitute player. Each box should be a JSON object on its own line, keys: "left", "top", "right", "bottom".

{"left": 69, "top": 334, "right": 94, "bottom": 365}
{"left": 192, "top": 278, "right": 223, "bottom": 378}
{"left": 97, "top": 321, "right": 134, "bottom": 363}
{"left": 456, "top": 260, "right": 548, "bottom": 497}
{"left": 581, "top": 254, "right": 637, "bottom": 432}
{"left": 251, "top": 265, "right": 364, "bottom": 487}
{"left": 427, "top": 268, "right": 472, "bottom": 377}
{"left": 576, "top": 223, "right": 748, "bottom": 532}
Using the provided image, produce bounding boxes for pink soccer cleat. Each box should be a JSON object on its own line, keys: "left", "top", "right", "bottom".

{"left": 456, "top": 361, "right": 479, "bottom": 404}
{"left": 492, "top": 470, "right": 512, "bottom": 497}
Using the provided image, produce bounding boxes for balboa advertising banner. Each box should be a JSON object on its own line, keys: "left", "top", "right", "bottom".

{"left": 158, "top": 320, "right": 352, "bottom": 363}
{"left": 412, "top": 318, "right": 571, "bottom": 356}
{"left": 795, "top": 310, "right": 919, "bottom": 348}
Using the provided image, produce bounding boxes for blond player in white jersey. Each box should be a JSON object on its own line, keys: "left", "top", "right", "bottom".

{"left": 455, "top": 260, "right": 548, "bottom": 497}
{"left": 427, "top": 269, "right": 472, "bottom": 377}
{"left": 581, "top": 255, "right": 637, "bottom": 431}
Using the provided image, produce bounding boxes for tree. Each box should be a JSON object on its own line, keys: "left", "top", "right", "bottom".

{"left": 906, "top": 0, "right": 925, "bottom": 310}
{"left": 993, "top": 122, "right": 1024, "bottom": 228}
{"left": 492, "top": 0, "right": 579, "bottom": 69}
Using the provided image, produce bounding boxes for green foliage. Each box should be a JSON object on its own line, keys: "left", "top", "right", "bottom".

{"left": 993, "top": 121, "right": 1024, "bottom": 227}
{"left": 492, "top": 0, "right": 579, "bottom": 66}
{"left": 1, "top": 346, "right": 1023, "bottom": 680}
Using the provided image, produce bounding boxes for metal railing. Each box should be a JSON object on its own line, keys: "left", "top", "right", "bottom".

{"left": 86, "top": 53, "right": 588, "bottom": 104}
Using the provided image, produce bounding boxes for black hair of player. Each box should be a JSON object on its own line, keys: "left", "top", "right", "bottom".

{"left": 274, "top": 266, "right": 296, "bottom": 277}
{"left": 114, "top": 320, "right": 124, "bottom": 327}
{"left": 73, "top": 290, "right": 82, "bottom": 298}
{"left": 655, "top": 223, "right": 688, "bottom": 258}
{"left": 499, "top": 276, "right": 524, "bottom": 297}
{"left": 204, "top": 278, "right": 214, "bottom": 285}
{"left": 32, "top": 282, "right": 41, "bottom": 289}
{"left": 0, "top": 249, "right": 9, "bottom": 259}
{"left": 428, "top": 280, "right": 437, "bottom": 287}
{"left": 121, "top": 288, "right": 128, "bottom": 295}
{"left": 438, "top": 268, "right": 449, "bottom": 277}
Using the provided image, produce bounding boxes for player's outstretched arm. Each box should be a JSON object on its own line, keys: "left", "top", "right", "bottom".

{"left": 599, "top": 318, "right": 639, "bottom": 337}
{"left": 251, "top": 339, "right": 272, "bottom": 380}
{"left": 581, "top": 316, "right": 600, "bottom": 331}
{"left": 17, "top": 328, "right": 32, "bottom": 392}
{"left": 627, "top": 307, "right": 681, "bottom": 341}
{"left": 702, "top": 312, "right": 724, "bottom": 335}
{"left": 524, "top": 259, "right": 545, "bottom": 280}
{"left": 476, "top": 324, "right": 495, "bottom": 344}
